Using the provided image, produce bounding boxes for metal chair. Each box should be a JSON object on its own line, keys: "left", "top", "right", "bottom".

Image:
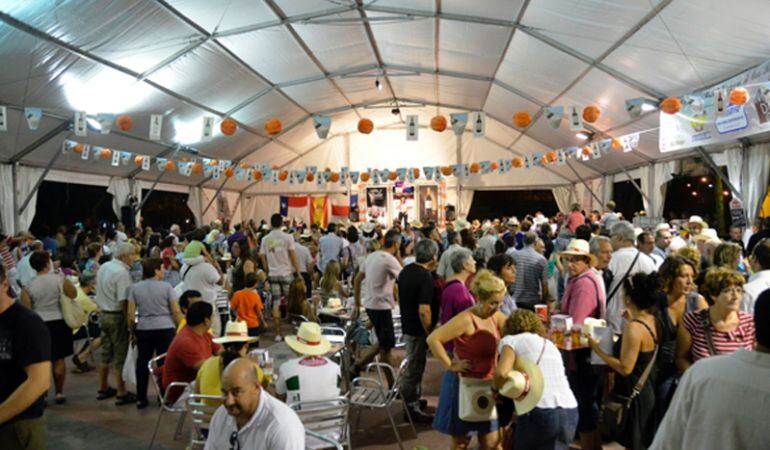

{"left": 187, "top": 394, "right": 224, "bottom": 450}
{"left": 349, "top": 358, "right": 416, "bottom": 450}
{"left": 306, "top": 430, "right": 344, "bottom": 450}
{"left": 289, "top": 397, "right": 350, "bottom": 449}
{"left": 320, "top": 325, "right": 346, "bottom": 345}
{"left": 147, "top": 352, "right": 190, "bottom": 448}
{"left": 391, "top": 313, "right": 405, "bottom": 349}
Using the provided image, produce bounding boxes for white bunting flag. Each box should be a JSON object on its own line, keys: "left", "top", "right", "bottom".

{"left": 212, "top": 166, "right": 221, "bottom": 179}
{"left": 599, "top": 139, "right": 612, "bottom": 154}
{"left": 180, "top": 162, "right": 192, "bottom": 177}
{"left": 61, "top": 141, "right": 70, "bottom": 154}
{"left": 396, "top": 168, "right": 407, "bottom": 182}
{"left": 568, "top": 106, "right": 582, "bottom": 131}
{"left": 156, "top": 158, "right": 167, "bottom": 171}
{"left": 0, "top": 106, "right": 7, "bottom": 131}
{"left": 524, "top": 155, "right": 532, "bottom": 169}
{"left": 149, "top": 114, "right": 163, "bottom": 140}
{"left": 450, "top": 113, "right": 468, "bottom": 136}
{"left": 556, "top": 149, "right": 566, "bottom": 166}
{"left": 142, "top": 155, "right": 151, "bottom": 171}
{"left": 120, "top": 152, "right": 131, "bottom": 165}
{"left": 479, "top": 161, "right": 491, "bottom": 174}
{"left": 25, "top": 107, "right": 42, "bottom": 131}
{"left": 81, "top": 145, "right": 90, "bottom": 160}
{"left": 96, "top": 113, "right": 114, "bottom": 134}
{"left": 316, "top": 172, "right": 323, "bottom": 186}
{"left": 202, "top": 116, "right": 214, "bottom": 141}
{"left": 406, "top": 115, "right": 419, "bottom": 141}
{"left": 306, "top": 166, "right": 317, "bottom": 175}
{"left": 313, "top": 115, "right": 331, "bottom": 139}
{"left": 625, "top": 98, "right": 644, "bottom": 119}
{"left": 433, "top": 167, "right": 441, "bottom": 181}
{"left": 472, "top": 112, "right": 485, "bottom": 138}
{"left": 74, "top": 111, "right": 87, "bottom": 136}
{"left": 497, "top": 159, "right": 506, "bottom": 174}
{"left": 423, "top": 166, "right": 434, "bottom": 180}
{"left": 545, "top": 106, "right": 564, "bottom": 129}
{"left": 591, "top": 143, "right": 602, "bottom": 159}
{"left": 349, "top": 171, "right": 360, "bottom": 184}
{"left": 406, "top": 168, "right": 415, "bottom": 182}
{"left": 111, "top": 150, "right": 121, "bottom": 166}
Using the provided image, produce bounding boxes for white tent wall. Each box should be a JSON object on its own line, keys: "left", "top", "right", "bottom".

{"left": 0, "top": 164, "right": 14, "bottom": 234}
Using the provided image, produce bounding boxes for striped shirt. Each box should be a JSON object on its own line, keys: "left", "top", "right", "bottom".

{"left": 682, "top": 309, "right": 755, "bottom": 363}
{"left": 510, "top": 246, "right": 548, "bottom": 306}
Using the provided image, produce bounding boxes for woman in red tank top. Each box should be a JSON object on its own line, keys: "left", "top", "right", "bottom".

{"left": 427, "top": 270, "right": 508, "bottom": 449}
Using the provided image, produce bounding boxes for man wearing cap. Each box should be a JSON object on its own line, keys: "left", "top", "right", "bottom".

{"left": 650, "top": 290, "right": 770, "bottom": 450}
{"left": 204, "top": 358, "right": 305, "bottom": 450}
{"left": 275, "top": 322, "right": 341, "bottom": 406}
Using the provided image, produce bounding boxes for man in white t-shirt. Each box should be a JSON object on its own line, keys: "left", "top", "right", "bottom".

{"left": 179, "top": 241, "right": 223, "bottom": 336}
{"left": 276, "top": 322, "right": 340, "bottom": 406}
{"left": 205, "top": 358, "right": 304, "bottom": 450}
{"left": 743, "top": 239, "right": 770, "bottom": 314}
{"left": 259, "top": 214, "right": 300, "bottom": 341}
{"left": 606, "top": 221, "right": 656, "bottom": 334}
{"left": 294, "top": 234, "right": 314, "bottom": 299}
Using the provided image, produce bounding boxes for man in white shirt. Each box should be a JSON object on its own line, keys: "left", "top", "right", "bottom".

{"left": 650, "top": 292, "right": 770, "bottom": 450}
{"left": 653, "top": 226, "right": 672, "bottom": 261}
{"left": 606, "top": 221, "right": 656, "bottom": 334}
{"left": 276, "top": 322, "right": 340, "bottom": 405}
{"left": 436, "top": 231, "right": 461, "bottom": 280}
{"left": 637, "top": 231, "right": 663, "bottom": 268}
{"left": 179, "top": 241, "right": 224, "bottom": 336}
{"left": 477, "top": 224, "right": 499, "bottom": 263}
{"left": 742, "top": 238, "right": 770, "bottom": 314}
{"left": 205, "top": 358, "right": 304, "bottom": 450}
{"left": 115, "top": 222, "right": 128, "bottom": 243}
{"left": 259, "top": 214, "right": 301, "bottom": 342}
{"left": 16, "top": 240, "right": 44, "bottom": 289}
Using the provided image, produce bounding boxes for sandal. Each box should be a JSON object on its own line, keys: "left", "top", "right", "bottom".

{"left": 55, "top": 393, "right": 66, "bottom": 405}
{"left": 97, "top": 387, "right": 117, "bottom": 400}
{"left": 71, "top": 355, "right": 93, "bottom": 374}
{"left": 115, "top": 392, "right": 137, "bottom": 406}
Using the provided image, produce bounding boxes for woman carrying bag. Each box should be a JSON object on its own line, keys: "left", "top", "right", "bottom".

{"left": 589, "top": 272, "right": 661, "bottom": 450}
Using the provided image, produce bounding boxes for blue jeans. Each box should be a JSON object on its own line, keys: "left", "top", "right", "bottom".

{"left": 515, "top": 407, "right": 579, "bottom": 450}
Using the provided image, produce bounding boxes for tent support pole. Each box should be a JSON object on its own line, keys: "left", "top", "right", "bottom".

{"left": 18, "top": 150, "right": 62, "bottom": 215}
{"left": 136, "top": 169, "right": 167, "bottom": 212}
{"left": 11, "top": 163, "right": 19, "bottom": 234}
{"left": 455, "top": 134, "right": 462, "bottom": 216}
{"left": 564, "top": 159, "right": 603, "bottom": 206}
{"left": 695, "top": 146, "right": 742, "bottom": 203}
{"left": 9, "top": 121, "right": 70, "bottom": 163}
{"left": 202, "top": 179, "right": 229, "bottom": 217}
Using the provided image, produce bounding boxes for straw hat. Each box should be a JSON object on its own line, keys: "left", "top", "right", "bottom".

{"left": 683, "top": 215, "right": 708, "bottom": 231}
{"left": 325, "top": 297, "right": 343, "bottom": 311}
{"left": 409, "top": 219, "right": 423, "bottom": 229}
{"left": 692, "top": 228, "right": 719, "bottom": 242}
{"left": 361, "top": 222, "right": 376, "bottom": 233}
{"left": 285, "top": 322, "right": 332, "bottom": 356}
{"left": 213, "top": 321, "right": 258, "bottom": 345}
{"left": 559, "top": 239, "right": 597, "bottom": 267}
{"left": 499, "top": 356, "right": 544, "bottom": 415}
{"left": 454, "top": 217, "right": 471, "bottom": 230}
{"left": 654, "top": 222, "right": 671, "bottom": 232}
{"left": 300, "top": 229, "right": 313, "bottom": 240}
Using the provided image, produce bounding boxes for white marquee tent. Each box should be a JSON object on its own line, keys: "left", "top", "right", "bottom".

{"left": 1, "top": 0, "right": 770, "bottom": 234}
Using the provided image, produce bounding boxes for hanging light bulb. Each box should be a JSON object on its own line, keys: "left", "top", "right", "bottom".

{"left": 375, "top": 78, "right": 382, "bottom": 91}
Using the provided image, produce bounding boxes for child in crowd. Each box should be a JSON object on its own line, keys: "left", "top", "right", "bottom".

{"left": 230, "top": 272, "right": 265, "bottom": 346}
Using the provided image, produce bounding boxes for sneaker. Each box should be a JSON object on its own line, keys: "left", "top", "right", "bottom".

{"left": 115, "top": 392, "right": 137, "bottom": 406}
{"left": 404, "top": 405, "right": 434, "bottom": 424}
{"left": 97, "top": 387, "right": 117, "bottom": 400}
{"left": 71, "top": 355, "right": 93, "bottom": 373}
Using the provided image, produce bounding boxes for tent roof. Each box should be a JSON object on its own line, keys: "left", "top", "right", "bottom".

{"left": 1, "top": 0, "right": 770, "bottom": 193}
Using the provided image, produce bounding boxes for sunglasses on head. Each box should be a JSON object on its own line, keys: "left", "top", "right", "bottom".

{"left": 230, "top": 430, "right": 240, "bottom": 450}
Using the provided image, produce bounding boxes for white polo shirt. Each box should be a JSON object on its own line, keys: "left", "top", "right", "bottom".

{"left": 204, "top": 390, "right": 305, "bottom": 450}
{"left": 275, "top": 356, "right": 341, "bottom": 406}
{"left": 95, "top": 259, "right": 132, "bottom": 312}
{"left": 742, "top": 270, "right": 770, "bottom": 314}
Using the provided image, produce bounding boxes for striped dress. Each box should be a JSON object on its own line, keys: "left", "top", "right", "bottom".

{"left": 682, "top": 309, "right": 755, "bottom": 363}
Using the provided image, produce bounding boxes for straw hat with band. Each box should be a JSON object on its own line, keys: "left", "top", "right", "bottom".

{"left": 454, "top": 217, "right": 471, "bottom": 230}
{"left": 499, "top": 341, "right": 545, "bottom": 415}
{"left": 692, "top": 228, "right": 719, "bottom": 242}
{"left": 285, "top": 322, "right": 332, "bottom": 356}
{"left": 213, "top": 321, "right": 258, "bottom": 345}
{"left": 361, "top": 222, "right": 376, "bottom": 234}
{"left": 683, "top": 215, "right": 708, "bottom": 231}
{"left": 559, "top": 239, "right": 598, "bottom": 267}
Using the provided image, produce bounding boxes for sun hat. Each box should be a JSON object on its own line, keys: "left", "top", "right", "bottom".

{"left": 499, "top": 354, "right": 544, "bottom": 415}
{"left": 654, "top": 222, "right": 671, "bottom": 232}
{"left": 326, "top": 297, "right": 343, "bottom": 310}
{"left": 213, "top": 321, "right": 258, "bottom": 345}
{"left": 683, "top": 215, "right": 708, "bottom": 231}
{"left": 182, "top": 240, "right": 205, "bottom": 259}
{"left": 300, "top": 229, "right": 313, "bottom": 240}
{"left": 692, "top": 228, "right": 719, "bottom": 242}
{"left": 285, "top": 322, "right": 332, "bottom": 356}
{"left": 559, "top": 239, "right": 598, "bottom": 267}
{"left": 454, "top": 217, "right": 471, "bottom": 230}
{"left": 409, "top": 219, "right": 423, "bottom": 229}
{"left": 361, "top": 222, "right": 376, "bottom": 233}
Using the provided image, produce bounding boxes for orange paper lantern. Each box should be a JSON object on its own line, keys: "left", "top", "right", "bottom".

{"left": 252, "top": 170, "right": 263, "bottom": 181}
{"left": 412, "top": 168, "right": 420, "bottom": 179}
{"left": 729, "top": 87, "right": 749, "bottom": 105}
{"left": 264, "top": 118, "right": 281, "bottom": 136}
{"left": 582, "top": 146, "right": 592, "bottom": 157}
{"left": 660, "top": 97, "right": 681, "bottom": 115}
{"left": 209, "top": 160, "right": 218, "bottom": 166}
{"left": 165, "top": 160, "right": 176, "bottom": 171}
{"left": 440, "top": 166, "right": 453, "bottom": 176}
{"left": 358, "top": 118, "right": 374, "bottom": 134}
{"left": 192, "top": 163, "right": 203, "bottom": 174}
{"left": 224, "top": 167, "right": 234, "bottom": 178}
{"left": 220, "top": 117, "right": 237, "bottom": 136}
{"left": 100, "top": 148, "right": 112, "bottom": 160}
{"left": 512, "top": 157, "right": 524, "bottom": 168}
{"left": 360, "top": 172, "right": 370, "bottom": 182}
{"left": 513, "top": 111, "right": 532, "bottom": 129}
{"left": 582, "top": 105, "right": 601, "bottom": 123}
{"left": 278, "top": 170, "right": 288, "bottom": 181}
{"left": 430, "top": 115, "right": 447, "bottom": 132}
{"left": 540, "top": 155, "right": 549, "bottom": 166}
{"left": 239, "top": 162, "right": 249, "bottom": 169}
{"left": 306, "top": 172, "right": 314, "bottom": 182}
{"left": 330, "top": 172, "right": 340, "bottom": 183}
{"left": 388, "top": 171, "right": 398, "bottom": 181}
{"left": 73, "top": 143, "right": 84, "bottom": 154}
{"left": 490, "top": 161, "right": 499, "bottom": 171}
{"left": 134, "top": 155, "right": 144, "bottom": 166}
{"left": 611, "top": 138, "right": 622, "bottom": 150}
{"left": 469, "top": 162, "right": 480, "bottom": 174}
{"left": 546, "top": 151, "right": 557, "bottom": 163}
{"left": 116, "top": 114, "right": 133, "bottom": 131}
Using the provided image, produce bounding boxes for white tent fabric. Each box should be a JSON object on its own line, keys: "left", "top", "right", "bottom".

{"left": 187, "top": 187, "right": 204, "bottom": 228}
{"left": 552, "top": 186, "right": 576, "bottom": 214}
{"left": 0, "top": 165, "right": 14, "bottom": 234}
{"left": 106, "top": 177, "right": 142, "bottom": 222}
{"left": 744, "top": 143, "right": 770, "bottom": 227}
{"left": 0, "top": 1, "right": 769, "bottom": 226}
{"left": 17, "top": 166, "right": 44, "bottom": 232}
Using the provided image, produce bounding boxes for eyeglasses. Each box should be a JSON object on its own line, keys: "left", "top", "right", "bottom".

{"left": 720, "top": 286, "right": 743, "bottom": 295}
{"left": 229, "top": 430, "right": 240, "bottom": 450}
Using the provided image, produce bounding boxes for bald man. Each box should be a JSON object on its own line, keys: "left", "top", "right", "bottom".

{"left": 204, "top": 358, "right": 305, "bottom": 450}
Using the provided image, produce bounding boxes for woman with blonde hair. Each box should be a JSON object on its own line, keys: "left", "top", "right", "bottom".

{"left": 428, "top": 270, "right": 507, "bottom": 450}
{"left": 318, "top": 260, "right": 349, "bottom": 305}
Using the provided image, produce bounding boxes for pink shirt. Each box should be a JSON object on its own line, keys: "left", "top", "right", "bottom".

{"left": 362, "top": 251, "right": 402, "bottom": 310}
{"left": 567, "top": 211, "right": 585, "bottom": 233}
{"left": 561, "top": 269, "right": 605, "bottom": 325}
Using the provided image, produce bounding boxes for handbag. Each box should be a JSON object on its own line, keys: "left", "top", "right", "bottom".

{"left": 459, "top": 376, "right": 498, "bottom": 422}
{"left": 600, "top": 321, "right": 658, "bottom": 440}
{"left": 60, "top": 282, "right": 86, "bottom": 330}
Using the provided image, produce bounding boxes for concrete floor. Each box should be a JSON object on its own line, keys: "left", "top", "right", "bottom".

{"left": 44, "top": 332, "right": 623, "bottom": 449}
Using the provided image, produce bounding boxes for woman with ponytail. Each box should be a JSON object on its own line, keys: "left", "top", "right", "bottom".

{"left": 589, "top": 272, "right": 661, "bottom": 450}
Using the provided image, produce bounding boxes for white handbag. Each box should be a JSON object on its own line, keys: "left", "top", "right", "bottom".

{"left": 458, "top": 376, "right": 498, "bottom": 422}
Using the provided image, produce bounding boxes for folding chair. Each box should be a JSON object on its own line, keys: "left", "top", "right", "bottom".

{"left": 391, "top": 313, "right": 405, "bottom": 349}
{"left": 187, "top": 394, "right": 223, "bottom": 450}
{"left": 147, "top": 352, "right": 190, "bottom": 448}
{"left": 290, "top": 397, "right": 350, "bottom": 449}
{"left": 349, "top": 358, "right": 416, "bottom": 450}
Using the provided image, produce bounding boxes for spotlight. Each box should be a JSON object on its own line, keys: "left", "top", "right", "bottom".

{"left": 686, "top": 183, "right": 692, "bottom": 188}
{"left": 723, "top": 190, "right": 730, "bottom": 196}
{"left": 391, "top": 107, "right": 400, "bottom": 115}
{"left": 708, "top": 183, "right": 714, "bottom": 188}
{"left": 375, "top": 79, "right": 382, "bottom": 91}
{"left": 691, "top": 191, "right": 698, "bottom": 197}
{"left": 641, "top": 101, "right": 658, "bottom": 112}
{"left": 700, "top": 176, "right": 708, "bottom": 183}
{"left": 576, "top": 130, "right": 594, "bottom": 140}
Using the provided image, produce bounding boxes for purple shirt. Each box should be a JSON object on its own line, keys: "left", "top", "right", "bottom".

{"left": 440, "top": 279, "right": 475, "bottom": 352}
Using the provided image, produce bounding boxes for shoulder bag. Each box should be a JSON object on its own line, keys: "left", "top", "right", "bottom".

{"left": 60, "top": 280, "right": 86, "bottom": 330}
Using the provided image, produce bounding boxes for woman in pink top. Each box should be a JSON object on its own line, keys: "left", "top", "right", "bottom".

{"left": 428, "top": 270, "right": 507, "bottom": 450}
{"left": 567, "top": 203, "right": 586, "bottom": 234}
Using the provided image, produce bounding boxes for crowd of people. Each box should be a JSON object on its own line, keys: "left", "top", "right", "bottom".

{"left": 1, "top": 202, "right": 770, "bottom": 449}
